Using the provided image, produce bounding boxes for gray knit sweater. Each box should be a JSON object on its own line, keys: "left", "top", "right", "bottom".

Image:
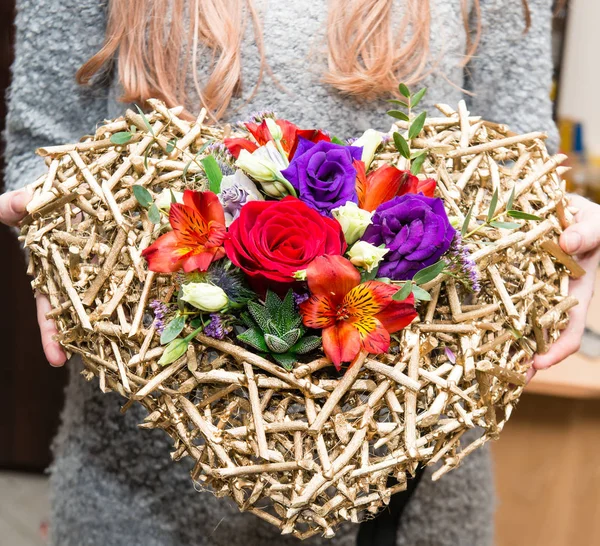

{"left": 5, "top": 1, "right": 557, "bottom": 545}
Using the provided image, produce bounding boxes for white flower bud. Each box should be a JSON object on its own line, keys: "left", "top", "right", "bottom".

{"left": 265, "top": 118, "right": 283, "bottom": 141}
{"left": 235, "top": 142, "right": 294, "bottom": 198}
{"left": 180, "top": 283, "right": 228, "bottom": 312}
{"left": 332, "top": 201, "right": 373, "bottom": 244}
{"left": 155, "top": 189, "right": 184, "bottom": 211}
{"left": 348, "top": 241, "right": 389, "bottom": 272}
{"left": 353, "top": 129, "right": 383, "bottom": 170}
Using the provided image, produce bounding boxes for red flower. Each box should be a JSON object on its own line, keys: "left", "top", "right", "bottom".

{"left": 224, "top": 119, "right": 330, "bottom": 160}
{"left": 141, "top": 190, "right": 226, "bottom": 273}
{"left": 299, "top": 255, "right": 417, "bottom": 369}
{"left": 355, "top": 160, "right": 436, "bottom": 212}
{"left": 225, "top": 196, "right": 346, "bottom": 292}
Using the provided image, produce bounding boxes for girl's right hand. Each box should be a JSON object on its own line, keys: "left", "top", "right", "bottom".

{"left": 0, "top": 187, "right": 67, "bottom": 366}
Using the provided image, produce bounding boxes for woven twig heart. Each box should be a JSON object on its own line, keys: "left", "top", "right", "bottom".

{"left": 21, "top": 100, "right": 578, "bottom": 539}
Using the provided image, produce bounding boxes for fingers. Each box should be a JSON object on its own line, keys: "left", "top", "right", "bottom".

{"left": 525, "top": 367, "right": 536, "bottom": 384}
{"left": 560, "top": 196, "right": 600, "bottom": 255}
{"left": 0, "top": 186, "right": 33, "bottom": 227}
{"left": 533, "top": 256, "right": 596, "bottom": 370}
{"left": 35, "top": 293, "right": 67, "bottom": 367}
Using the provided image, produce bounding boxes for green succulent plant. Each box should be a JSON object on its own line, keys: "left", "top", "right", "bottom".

{"left": 237, "top": 290, "right": 321, "bottom": 370}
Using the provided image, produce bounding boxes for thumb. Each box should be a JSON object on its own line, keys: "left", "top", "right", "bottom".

{"left": 560, "top": 222, "right": 600, "bottom": 255}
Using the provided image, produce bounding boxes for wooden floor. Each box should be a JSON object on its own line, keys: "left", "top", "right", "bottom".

{"left": 493, "top": 393, "right": 600, "bottom": 546}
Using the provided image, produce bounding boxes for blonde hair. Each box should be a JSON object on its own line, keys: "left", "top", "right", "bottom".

{"left": 77, "top": 0, "right": 494, "bottom": 120}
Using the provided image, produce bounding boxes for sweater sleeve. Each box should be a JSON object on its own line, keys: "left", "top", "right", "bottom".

{"left": 4, "top": 0, "right": 110, "bottom": 192}
{"left": 466, "top": 0, "right": 559, "bottom": 153}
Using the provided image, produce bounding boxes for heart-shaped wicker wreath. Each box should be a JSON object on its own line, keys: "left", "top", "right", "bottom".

{"left": 20, "top": 99, "right": 581, "bottom": 539}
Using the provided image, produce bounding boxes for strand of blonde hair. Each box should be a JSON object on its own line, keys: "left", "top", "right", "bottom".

{"left": 77, "top": 0, "right": 493, "bottom": 120}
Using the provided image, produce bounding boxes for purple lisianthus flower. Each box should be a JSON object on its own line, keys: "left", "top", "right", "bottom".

{"left": 363, "top": 194, "right": 456, "bottom": 280}
{"left": 281, "top": 138, "right": 362, "bottom": 216}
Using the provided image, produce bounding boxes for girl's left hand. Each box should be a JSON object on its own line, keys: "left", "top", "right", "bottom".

{"left": 529, "top": 195, "right": 600, "bottom": 381}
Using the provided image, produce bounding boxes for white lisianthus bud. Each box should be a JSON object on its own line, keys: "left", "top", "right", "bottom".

{"left": 180, "top": 283, "right": 228, "bottom": 312}
{"left": 353, "top": 129, "right": 383, "bottom": 170}
{"left": 332, "top": 201, "right": 373, "bottom": 244}
{"left": 235, "top": 142, "right": 295, "bottom": 198}
{"left": 155, "top": 189, "right": 184, "bottom": 211}
{"left": 348, "top": 241, "right": 389, "bottom": 272}
{"left": 265, "top": 118, "right": 283, "bottom": 141}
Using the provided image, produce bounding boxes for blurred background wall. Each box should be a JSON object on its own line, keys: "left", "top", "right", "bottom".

{"left": 0, "top": 1, "right": 599, "bottom": 545}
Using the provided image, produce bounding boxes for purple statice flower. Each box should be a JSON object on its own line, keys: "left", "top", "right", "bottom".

{"left": 447, "top": 234, "right": 481, "bottom": 293}
{"left": 293, "top": 292, "right": 310, "bottom": 309}
{"left": 362, "top": 194, "right": 456, "bottom": 280}
{"left": 204, "top": 313, "right": 226, "bottom": 340}
{"left": 281, "top": 139, "right": 362, "bottom": 216}
{"left": 149, "top": 299, "right": 168, "bottom": 334}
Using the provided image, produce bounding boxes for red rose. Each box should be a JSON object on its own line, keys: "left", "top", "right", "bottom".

{"left": 225, "top": 196, "right": 346, "bottom": 291}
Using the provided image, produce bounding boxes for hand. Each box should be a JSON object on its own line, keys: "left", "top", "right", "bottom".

{"left": 530, "top": 195, "right": 600, "bottom": 381}
{"left": 0, "top": 187, "right": 67, "bottom": 366}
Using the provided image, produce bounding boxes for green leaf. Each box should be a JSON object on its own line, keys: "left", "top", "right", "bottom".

{"left": 237, "top": 328, "right": 269, "bottom": 352}
{"left": 413, "top": 260, "right": 446, "bottom": 285}
{"left": 489, "top": 221, "right": 521, "bottom": 230}
{"left": 160, "top": 315, "right": 186, "bottom": 345}
{"left": 190, "top": 317, "right": 203, "bottom": 329}
{"left": 148, "top": 203, "right": 161, "bottom": 224}
{"left": 201, "top": 155, "right": 223, "bottom": 194}
{"left": 487, "top": 188, "right": 499, "bottom": 223}
{"left": 331, "top": 136, "right": 346, "bottom": 146}
{"left": 360, "top": 267, "right": 379, "bottom": 283}
{"left": 408, "top": 111, "right": 427, "bottom": 140}
{"left": 387, "top": 99, "right": 409, "bottom": 108}
{"left": 170, "top": 189, "right": 178, "bottom": 204}
{"left": 507, "top": 186, "right": 516, "bottom": 211}
{"left": 272, "top": 352, "right": 297, "bottom": 371}
{"left": 158, "top": 338, "right": 188, "bottom": 366}
{"left": 411, "top": 285, "right": 431, "bottom": 301}
{"left": 399, "top": 83, "right": 411, "bottom": 98}
{"left": 393, "top": 132, "right": 411, "bottom": 159}
{"left": 166, "top": 138, "right": 178, "bottom": 153}
{"left": 264, "top": 333, "right": 292, "bottom": 353}
{"left": 281, "top": 328, "right": 302, "bottom": 348}
{"left": 291, "top": 336, "right": 322, "bottom": 355}
{"left": 264, "top": 290, "right": 283, "bottom": 316}
{"left": 277, "top": 290, "right": 296, "bottom": 325}
{"left": 461, "top": 204, "right": 474, "bottom": 237}
{"left": 411, "top": 87, "right": 427, "bottom": 108}
{"left": 507, "top": 210, "right": 542, "bottom": 221}
{"left": 393, "top": 281, "right": 413, "bottom": 301}
{"left": 132, "top": 185, "right": 153, "bottom": 208}
{"left": 387, "top": 110, "right": 410, "bottom": 122}
{"left": 410, "top": 152, "right": 427, "bottom": 175}
{"left": 110, "top": 131, "right": 133, "bottom": 145}
{"left": 135, "top": 104, "right": 155, "bottom": 136}
{"left": 240, "top": 311, "right": 256, "bottom": 329}
{"left": 248, "top": 301, "right": 271, "bottom": 333}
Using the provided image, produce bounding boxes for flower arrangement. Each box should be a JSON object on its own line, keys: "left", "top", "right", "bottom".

{"left": 20, "top": 85, "right": 580, "bottom": 539}
{"left": 137, "top": 86, "right": 491, "bottom": 374}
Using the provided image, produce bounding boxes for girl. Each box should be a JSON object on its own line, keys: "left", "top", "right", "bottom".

{"left": 3, "top": 1, "right": 599, "bottom": 544}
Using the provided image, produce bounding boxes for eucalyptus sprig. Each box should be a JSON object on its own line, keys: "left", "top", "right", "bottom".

{"left": 387, "top": 83, "right": 428, "bottom": 175}
{"left": 391, "top": 260, "right": 447, "bottom": 302}
{"left": 461, "top": 187, "right": 542, "bottom": 239}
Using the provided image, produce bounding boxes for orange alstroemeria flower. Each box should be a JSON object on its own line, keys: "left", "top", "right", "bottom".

{"left": 142, "top": 190, "right": 227, "bottom": 273}
{"left": 299, "top": 255, "right": 417, "bottom": 369}
{"left": 355, "top": 160, "right": 437, "bottom": 212}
